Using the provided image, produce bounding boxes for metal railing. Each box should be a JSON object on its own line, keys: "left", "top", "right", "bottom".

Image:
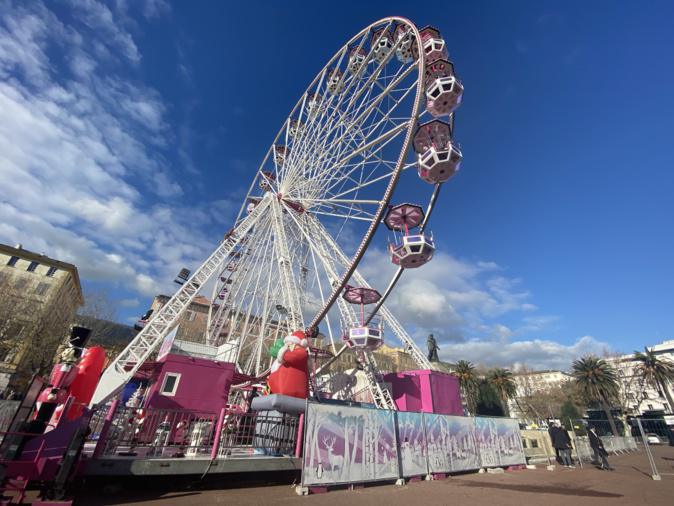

{"left": 86, "top": 404, "right": 301, "bottom": 460}
{"left": 218, "top": 411, "right": 299, "bottom": 457}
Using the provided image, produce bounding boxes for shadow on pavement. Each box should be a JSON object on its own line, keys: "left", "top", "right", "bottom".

{"left": 456, "top": 480, "right": 623, "bottom": 498}
{"left": 76, "top": 470, "right": 299, "bottom": 505}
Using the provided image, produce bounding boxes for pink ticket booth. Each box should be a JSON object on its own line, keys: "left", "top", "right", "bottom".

{"left": 383, "top": 369, "right": 463, "bottom": 415}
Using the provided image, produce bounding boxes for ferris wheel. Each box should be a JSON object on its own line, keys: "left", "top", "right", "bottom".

{"left": 91, "top": 17, "right": 463, "bottom": 408}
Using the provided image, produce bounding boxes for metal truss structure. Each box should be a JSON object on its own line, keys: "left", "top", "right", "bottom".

{"left": 92, "top": 17, "right": 461, "bottom": 410}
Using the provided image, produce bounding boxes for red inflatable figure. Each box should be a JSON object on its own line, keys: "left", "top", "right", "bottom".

{"left": 267, "top": 330, "right": 309, "bottom": 399}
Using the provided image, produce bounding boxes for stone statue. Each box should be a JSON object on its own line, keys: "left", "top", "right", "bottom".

{"left": 427, "top": 334, "right": 439, "bottom": 362}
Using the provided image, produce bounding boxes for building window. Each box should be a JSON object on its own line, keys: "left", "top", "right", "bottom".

{"left": 185, "top": 310, "right": 196, "bottom": 322}
{"left": 27, "top": 261, "right": 39, "bottom": 272}
{"left": 7, "top": 256, "right": 19, "bottom": 267}
{"left": 34, "top": 282, "right": 49, "bottom": 296}
{"left": 46, "top": 266, "right": 57, "bottom": 277}
{"left": 160, "top": 373, "right": 181, "bottom": 396}
{"left": 13, "top": 278, "right": 28, "bottom": 290}
{"left": 647, "top": 404, "right": 654, "bottom": 410}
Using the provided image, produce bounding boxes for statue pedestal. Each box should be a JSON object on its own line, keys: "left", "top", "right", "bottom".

{"left": 383, "top": 370, "right": 463, "bottom": 415}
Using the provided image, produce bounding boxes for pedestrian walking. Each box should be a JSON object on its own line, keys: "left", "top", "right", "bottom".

{"left": 588, "top": 425, "right": 613, "bottom": 471}
{"left": 552, "top": 423, "right": 575, "bottom": 468}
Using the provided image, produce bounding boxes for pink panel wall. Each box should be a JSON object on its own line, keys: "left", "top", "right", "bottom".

{"left": 144, "top": 354, "right": 235, "bottom": 412}
{"left": 384, "top": 370, "right": 463, "bottom": 415}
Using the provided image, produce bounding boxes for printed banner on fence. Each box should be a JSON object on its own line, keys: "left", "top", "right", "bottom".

{"left": 302, "top": 402, "right": 399, "bottom": 486}
{"left": 301, "top": 405, "right": 526, "bottom": 488}
{"left": 396, "top": 411, "right": 428, "bottom": 477}
{"left": 444, "top": 415, "right": 481, "bottom": 472}
{"left": 475, "top": 417, "right": 525, "bottom": 467}
{"left": 424, "top": 413, "right": 481, "bottom": 474}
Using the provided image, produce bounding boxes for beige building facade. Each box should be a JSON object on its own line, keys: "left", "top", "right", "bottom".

{"left": 508, "top": 369, "right": 574, "bottom": 421}
{"left": 606, "top": 340, "right": 674, "bottom": 415}
{"left": 0, "top": 243, "right": 83, "bottom": 392}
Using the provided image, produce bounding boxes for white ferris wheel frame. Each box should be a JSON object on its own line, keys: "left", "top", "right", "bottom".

{"left": 91, "top": 17, "right": 450, "bottom": 407}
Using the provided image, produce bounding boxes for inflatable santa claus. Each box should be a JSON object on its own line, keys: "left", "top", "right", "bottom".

{"left": 267, "top": 330, "right": 309, "bottom": 399}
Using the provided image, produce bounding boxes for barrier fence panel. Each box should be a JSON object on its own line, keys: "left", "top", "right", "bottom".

{"left": 443, "top": 415, "right": 481, "bottom": 472}
{"left": 301, "top": 404, "right": 526, "bottom": 488}
{"left": 396, "top": 411, "right": 428, "bottom": 477}
{"left": 475, "top": 417, "right": 526, "bottom": 468}
{"left": 302, "top": 402, "right": 399, "bottom": 487}
{"left": 424, "top": 412, "right": 455, "bottom": 474}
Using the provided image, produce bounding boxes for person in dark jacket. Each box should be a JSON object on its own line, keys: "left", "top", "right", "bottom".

{"left": 548, "top": 422, "right": 562, "bottom": 464}
{"left": 552, "top": 423, "right": 575, "bottom": 467}
{"left": 588, "top": 425, "right": 613, "bottom": 470}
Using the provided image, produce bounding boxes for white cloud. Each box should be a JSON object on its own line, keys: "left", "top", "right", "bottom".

{"left": 438, "top": 335, "right": 610, "bottom": 371}
{"left": 359, "top": 248, "right": 551, "bottom": 340}
{"left": 119, "top": 297, "right": 140, "bottom": 307}
{"left": 0, "top": 2, "right": 238, "bottom": 301}
{"left": 357, "top": 247, "right": 586, "bottom": 369}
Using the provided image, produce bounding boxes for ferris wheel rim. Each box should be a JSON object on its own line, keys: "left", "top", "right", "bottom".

{"left": 233, "top": 16, "right": 423, "bottom": 225}
{"left": 230, "top": 17, "right": 428, "bottom": 335}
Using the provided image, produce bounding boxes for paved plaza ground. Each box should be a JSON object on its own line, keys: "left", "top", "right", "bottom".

{"left": 78, "top": 445, "right": 674, "bottom": 505}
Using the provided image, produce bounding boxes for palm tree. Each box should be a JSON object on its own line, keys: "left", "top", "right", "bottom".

{"left": 572, "top": 356, "right": 620, "bottom": 435}
{"left": 487, "top": 368, "right": 517, "bottom": 417}
{"left": 453, "top": 360, "right": 479, "bottom": 414}
{"left": 476, "top": 378, "right": 502, "bottom": 416}
{"left": 633, "top": 347, "right": 674, "bottom": 414}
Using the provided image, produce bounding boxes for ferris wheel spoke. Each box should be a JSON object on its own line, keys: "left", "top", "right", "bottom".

{"left": 288, "top": 119, "right": 408, "bottom": 207}
{"left": 304, "top": 80, "right": 417, "bottom": 201}
{"left": 208, "top": 211, "right": 276, "bottom": 347}
{"left": 284, "top": 34, "right": 413, "bottom": 193}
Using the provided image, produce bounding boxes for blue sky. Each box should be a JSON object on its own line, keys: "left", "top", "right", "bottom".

{"left": 1, "top": 1, "right": 673, "bottom": 370}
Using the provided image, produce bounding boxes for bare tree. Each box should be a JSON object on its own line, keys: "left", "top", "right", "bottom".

{"left": 0, "top": 283, "right": 73, "bottom": 388}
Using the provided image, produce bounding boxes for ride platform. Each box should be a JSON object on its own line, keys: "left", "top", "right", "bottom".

{"left": 82, "top": 455, "right": 300, "bottom": 477}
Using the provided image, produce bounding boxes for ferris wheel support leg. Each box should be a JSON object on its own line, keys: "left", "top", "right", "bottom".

{"left": 270, "top": 199, "right": 305, "bottom": 330}
{"left": 360, "top": 351, "right": 396, "bottom": 410}
{"left": 90, "top": 197, "right": 271, "bottom": 407}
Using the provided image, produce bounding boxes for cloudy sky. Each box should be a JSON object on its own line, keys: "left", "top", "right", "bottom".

{"left": 1, "top": 1, "right": 673, "bottom": 371}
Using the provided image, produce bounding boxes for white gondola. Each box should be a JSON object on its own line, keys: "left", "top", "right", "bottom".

{"left": 419, "top": 26, "right": 448, "bottom": 64}
{"left": 326, "top": 68, "right": 344, "bottom": 94}
{"left": 413, "top": 119, "right": 462, "bottom": 184}
{"left": 371, "top": 28, "right": 393, "bottom": 64}
{"left": 389, "top": 233, "right": 435, "bottom": 268}
{"left": 343, "top": 322, "right": 384, "bottom": 350}
{"left": 425, "top": 59, "right": 463, "bottom": 117}
{"left": 347, "top": 47, "right": 366, "bottom": 74}
{"left": 394, "top": 23, "right": 416, "bottom": 63}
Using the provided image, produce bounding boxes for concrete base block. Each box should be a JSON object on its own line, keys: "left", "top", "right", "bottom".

{"left": 295, "top": 486, "right": 309, "bottom": 496}
{"left": 487, "top": 467, "right": 505, "bottom": 474}
{"left": 546, "top": 465, "right": 556, "bottom": 471}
